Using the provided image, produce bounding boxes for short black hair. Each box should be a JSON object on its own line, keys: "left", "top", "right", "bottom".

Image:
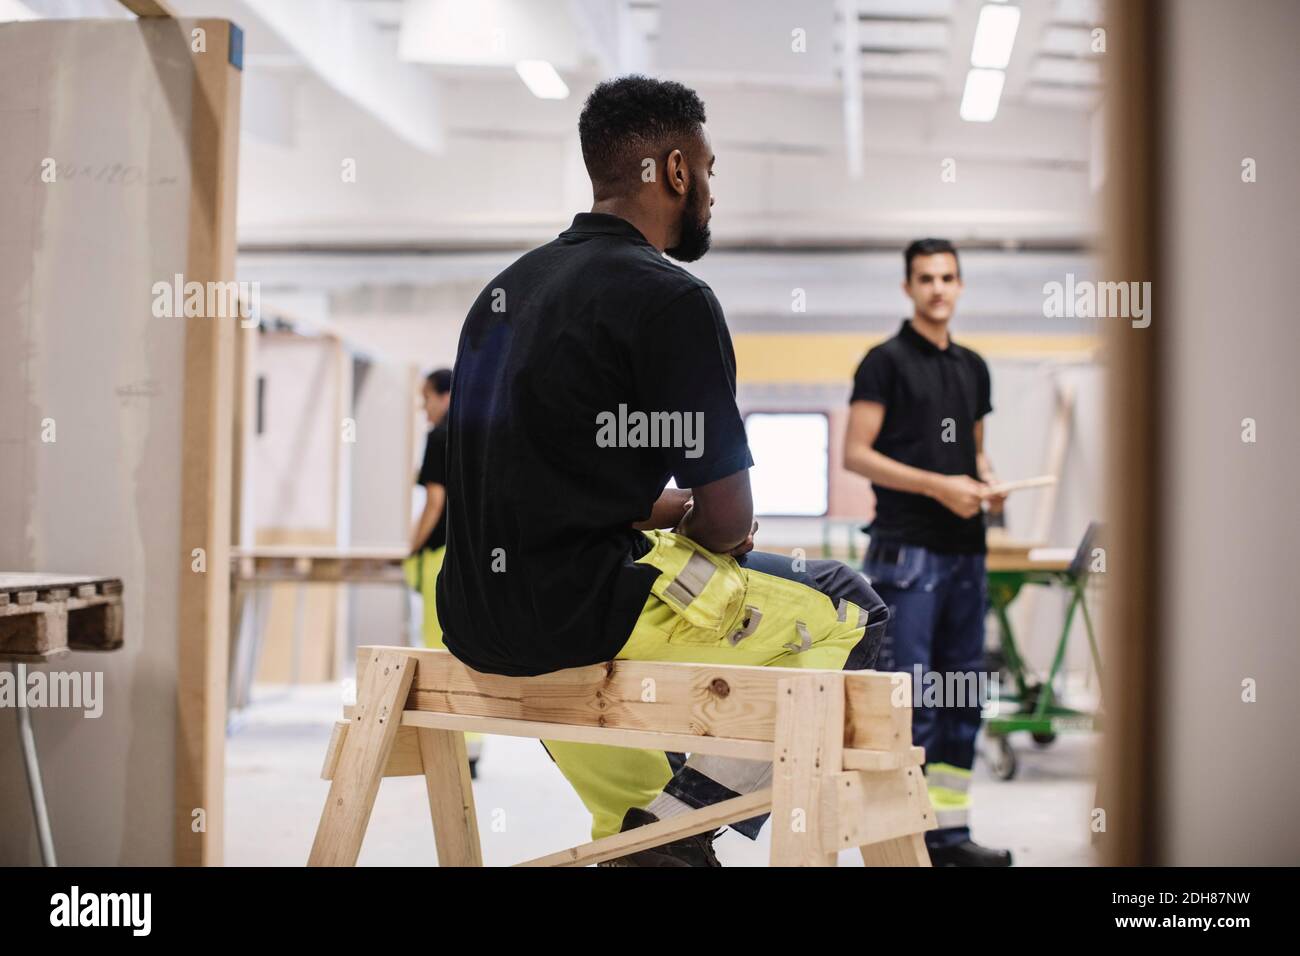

{"left": 904, "top": 238, "right": 960, "bottom": 281}
{"left": 426, "top": 368, "right": 452, "bottom": 395}
{"left": 578, "top": 75, "right": 707, "bottom": 190}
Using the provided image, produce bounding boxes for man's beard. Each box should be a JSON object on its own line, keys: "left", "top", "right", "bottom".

{"left": 664, "top": 181, "right": 711, "bottom": 262}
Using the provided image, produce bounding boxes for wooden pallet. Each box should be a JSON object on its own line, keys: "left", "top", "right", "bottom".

{"left": 0, "top": 574, "right": 124, "bottom": 662}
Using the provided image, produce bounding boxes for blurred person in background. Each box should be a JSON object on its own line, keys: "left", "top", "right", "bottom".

{"left": 405, "top": 367, "right": 482, "bottom": 774}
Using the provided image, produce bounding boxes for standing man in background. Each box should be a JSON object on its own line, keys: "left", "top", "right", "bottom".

{"left": 843, "top": 238, "right": 1012, "bottom": 867}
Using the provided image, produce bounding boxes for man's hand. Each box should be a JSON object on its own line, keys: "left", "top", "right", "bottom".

{"left": 675, "top": 499, "right": 756, "bottom": 554}
{"left": 634, "top": 487, "right": 693, "bottom": 530}
{"left": 672, "top": 497, "right": 694, "bottom": 533}
{"left": 927, "top": 474, "right": 987, "bottom": 519}
{"left": 670, "top": 469, "right": 755, "bottom": 554}
{"left": 725, "top": 519, "right": 759, "bottom": 557}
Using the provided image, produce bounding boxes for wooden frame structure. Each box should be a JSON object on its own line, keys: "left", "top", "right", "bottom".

{"left": 309, "top": 648, "right": 934, "bottom": 867}
{"left": 172, "top": 15, "right": 242, "bottom": 867}
{"left": 1098, "top": 0, "right": 1162, "bottom": 866}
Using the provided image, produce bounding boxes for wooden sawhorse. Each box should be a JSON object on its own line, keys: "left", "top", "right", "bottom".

{"left": 309, "top": 647, "right": 934, "bottom": 867}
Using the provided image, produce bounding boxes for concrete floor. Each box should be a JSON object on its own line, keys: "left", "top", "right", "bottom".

{"left": 226, "top": 682, "right": 1100, "bottom": 866}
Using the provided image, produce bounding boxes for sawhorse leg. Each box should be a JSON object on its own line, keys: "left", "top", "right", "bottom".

{"left": 770, "top": 673, "right": 844, "bottom": 866}
{"left": 309, "top": 650, "right": 416, "bottom": 866}
{"left": 418, "top": 727, "right": 483, "bottom": 866}
{"left": 861, "top": 833, "right": 930, "bottom": 867}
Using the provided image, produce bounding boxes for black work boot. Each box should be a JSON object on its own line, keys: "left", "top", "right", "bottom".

{"left": 597, "top": 808, "right": 723, "bottom": 867}
{"left": 927, "top": 839, "right": 1013, "bottom": 867}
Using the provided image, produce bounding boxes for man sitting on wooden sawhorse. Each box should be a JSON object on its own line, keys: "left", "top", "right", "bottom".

{"left": 310, "top": 75, "right": 928, "bottom": 867}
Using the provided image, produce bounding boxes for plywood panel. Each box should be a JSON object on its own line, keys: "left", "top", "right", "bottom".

{"left": 0, "top": 18, "right": 240, "bottom": 865}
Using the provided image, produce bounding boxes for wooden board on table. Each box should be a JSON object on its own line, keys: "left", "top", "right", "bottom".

{"left": 986, "top": 546, "right": 1074, "bottom": 573}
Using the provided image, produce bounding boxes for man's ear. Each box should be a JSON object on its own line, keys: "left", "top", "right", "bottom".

{"left": 665, "top": 148, "right": 688, "bottom": 197}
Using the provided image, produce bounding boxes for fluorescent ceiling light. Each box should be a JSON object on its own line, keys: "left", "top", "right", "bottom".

{"left": 970, "top": 3, "right": 1021, "bottom": 69}
{"left": 960, "top": 68, "right": 1006, "bottom": 121}
{"left": 515, "top": 60, "right": 569, "bottom": 100}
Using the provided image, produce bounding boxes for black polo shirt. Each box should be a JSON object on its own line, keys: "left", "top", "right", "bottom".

{"left": 436, "top": 213, "right": 753, "bottom": 676}
{"left": 850, "top": 320, "right": 992, "bottom": 554}
{"left": 415, "top": 423, "right": 448, "bottom": 553}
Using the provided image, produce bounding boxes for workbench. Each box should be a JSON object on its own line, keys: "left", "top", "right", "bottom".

{"left": 227, "top": 547, "right": 410, "bottom": 715}
{"left": 983, "top": 530, "right": 1103, "bottom": 779}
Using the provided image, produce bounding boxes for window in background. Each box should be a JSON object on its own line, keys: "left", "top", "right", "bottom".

{"left": 744, "top": 412, "right": 829, "bottom": 516}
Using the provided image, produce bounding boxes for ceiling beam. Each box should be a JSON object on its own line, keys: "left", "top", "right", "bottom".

{"left": 566, "top": 0, "right": 620, "bottom": 74}
{"left": 235, "top": 0, "right": 444, "bottom": 154}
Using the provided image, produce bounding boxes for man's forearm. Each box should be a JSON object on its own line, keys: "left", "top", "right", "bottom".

{"left": 632, "top": 487, "right": 693, "bottom": 530}
{"left": 675, "top": 506, "right": 750, "bottom": 554}
{"left": 845, "top": 445, "right": 941, "bottom": 499}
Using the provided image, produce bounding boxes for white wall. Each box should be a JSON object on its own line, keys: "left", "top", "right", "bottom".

{"left": 0, "top": 19, "right": 198, "bottom": 864}
{"left": 1159, "top": 0, "right": 1300, "bottom": 865}
{"left": 254, "top": 334, "right": 344, "bottom": 536}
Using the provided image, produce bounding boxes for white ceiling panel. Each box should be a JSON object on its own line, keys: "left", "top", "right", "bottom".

{"left": 857, "top": 0, "right": 954, "bottom": 17}
{"left": 1051, "top": 0, "right": 1104, "bottom": 27}
{"left": 859, "top": 50, "right": 948, "bottom": 77}
{"left": 1042, "top": 25, "right": 1096, "bottom": 56}
{"left": 657, "top": 0, "right": 837, "bottom": 79}
{"left": 859, "top": 19, "right": 950, "bottom": 51}
{"left": 1031, "top": 55, "right": 1102, "bottom": 85}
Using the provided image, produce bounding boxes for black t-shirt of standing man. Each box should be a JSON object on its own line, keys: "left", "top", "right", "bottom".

{"left": 416, "top": 422, "right": 448, "bottom": 553}
{"left": 437, "top": 212, "right": 753, "bottom": 677}
{"left": 850, "top": 319, "right": 993, "bottom": 554}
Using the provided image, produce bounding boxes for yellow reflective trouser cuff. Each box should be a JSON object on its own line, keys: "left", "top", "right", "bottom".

{"left": 927, "top": 762, "right": 971, "bottom": 829}
{"left": 542, "top": 741, "right": 673, "bottom": 841}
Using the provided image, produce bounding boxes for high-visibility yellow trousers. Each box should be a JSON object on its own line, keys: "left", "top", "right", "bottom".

{"left": 544, "top": 531, "right": 886, "bottom": 840}
{"left": 403, "top": 545, "right": 447, "bottom": 649}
